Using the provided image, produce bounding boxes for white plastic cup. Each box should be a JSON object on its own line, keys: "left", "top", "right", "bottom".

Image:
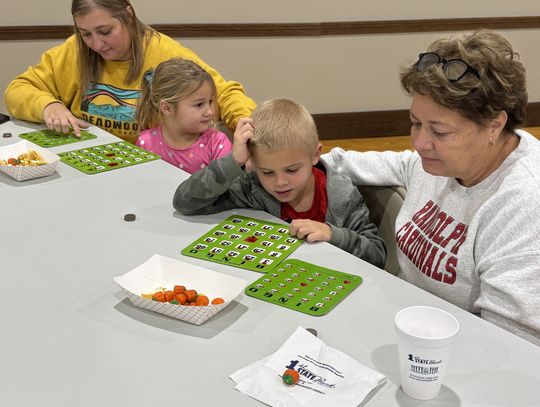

{"left": 394, "top": 306, "right": 459, "bottom": 400}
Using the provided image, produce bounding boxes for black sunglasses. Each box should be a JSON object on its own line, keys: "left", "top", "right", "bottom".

{"left": 416, "top": 52, "right": 480, "bottom": 82}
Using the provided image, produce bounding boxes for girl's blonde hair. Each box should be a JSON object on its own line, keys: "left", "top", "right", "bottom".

{"left": 136, "top": 58, "right": 216, "bottom": 130}
{"left": 71, "top": 0, "right": 155, "bottom": 89}
{"left": 249, "top": 99, "right": 319, "bottom": 154}
{"left": 400, "top": 29, "right": 527, "bottom": 132}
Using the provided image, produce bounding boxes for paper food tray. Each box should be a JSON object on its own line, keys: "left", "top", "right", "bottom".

{"left": 0, "top": 140, "right": 59, "bottom": 181}
{"left": 114, "top": 254, "right": 248, "bottom": 325}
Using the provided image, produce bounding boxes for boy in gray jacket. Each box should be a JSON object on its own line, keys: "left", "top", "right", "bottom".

{"left": 173, "top": 99, "right": 386, "bottom": 268}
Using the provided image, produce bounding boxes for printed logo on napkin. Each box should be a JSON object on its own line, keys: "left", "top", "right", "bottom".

{"left": 283, "top": 356, "right": 341, "bottom": 392}
{"left": 231, "top": 327, "right": 386, "bottom": 407}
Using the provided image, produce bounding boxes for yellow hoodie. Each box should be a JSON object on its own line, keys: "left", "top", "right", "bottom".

{"left": 4, "top": 33, "right": 256, "bottom": 143}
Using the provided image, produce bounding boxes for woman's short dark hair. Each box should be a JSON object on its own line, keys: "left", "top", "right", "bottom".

{"left": 400, "top": 29, "right": 528, "bottom": 132}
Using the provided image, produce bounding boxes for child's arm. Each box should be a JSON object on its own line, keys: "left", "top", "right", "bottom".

{"left": 172, "top": 154, "right": 248, "bottom": 215}
{"left": 231, "top": 117, "right": 254, "bottom": 167}
{"left": 173, "top": 118, "right": 259, "bottom": 215}
{"left": 288, "top": 220, "right": 332, "bottom": 242}
{"left": 327, "top": 204, "right": 387, "bottom": 269}
{"left": 288, "top": 214, "right": 386, "bottom": 269}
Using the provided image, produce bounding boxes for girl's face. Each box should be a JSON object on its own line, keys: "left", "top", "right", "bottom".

{"left": 169, "top": 81, "right": 216, "bottom": 137}
{"left": 74, "top": 7, "right": 132, "bottom": 61}
{"left": 409, "top": 93, "right": 503, "bottom": 187}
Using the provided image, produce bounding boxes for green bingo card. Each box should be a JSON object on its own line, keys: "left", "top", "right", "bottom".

{"left": 245, "top": 259, "right": 362, "bottom": 316}
{"left": 58, "top": 141, "right": 160, "bottom": 174}
{"left": 19, "top": 129, "right": 97, "bottom": 147}
{"left": 181, "top": 215, "right": 303, "bottom": 272}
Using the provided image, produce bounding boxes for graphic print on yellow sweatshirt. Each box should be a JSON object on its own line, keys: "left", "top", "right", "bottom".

{"left": 80, "top": 83, "right": 140, "bottom": 140}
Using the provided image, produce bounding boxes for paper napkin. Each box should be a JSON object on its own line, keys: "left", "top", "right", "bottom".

{"left": 230, "top": 327, "right": 386, "bottom": 407}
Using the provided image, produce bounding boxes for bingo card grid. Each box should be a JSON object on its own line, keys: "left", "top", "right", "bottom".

{"left": 181, "top": 215, "right": 303, "bottom": 273}
{"left": 245, "top": 259, "right": 362, "bottom": 316}
{"left": 58, "top": 141, "right": 160, "bottom": 174}
{"left": 19, "top": 129, "right": 97, "bottom": 147}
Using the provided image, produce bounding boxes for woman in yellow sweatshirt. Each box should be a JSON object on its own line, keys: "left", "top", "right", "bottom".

{"left": 4, "top": 0, "right": 256, "bottom": 143}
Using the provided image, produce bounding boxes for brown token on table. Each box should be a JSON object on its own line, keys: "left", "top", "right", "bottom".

{"left": 124, "top": 213, "right": 136, "bottom": 222}
{"left": 2, "top": 132, "right": 12, "bottom": 138}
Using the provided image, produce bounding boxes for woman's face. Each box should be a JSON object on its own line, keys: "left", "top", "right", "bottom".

{"left": 74, "top": 6, "right": 132, "bottom": 61}
{"left": 409, "top": 93, "right": 499, "bottom": 186}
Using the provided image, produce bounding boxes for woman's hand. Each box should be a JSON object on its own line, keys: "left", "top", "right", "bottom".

{"left": 289, "top": 219, "right": 332, "bottom": 243}
{"left": 43, "top": 102, "right": 89, "bottom": 137}
{"left": 232, "top": 117, "right": 254, "bottom": 167}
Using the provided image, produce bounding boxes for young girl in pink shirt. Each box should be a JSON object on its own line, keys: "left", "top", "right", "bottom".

{"left": 136, "top": 58, "right": 232, "bottom": 173}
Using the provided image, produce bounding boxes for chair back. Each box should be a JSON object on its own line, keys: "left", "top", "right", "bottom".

{"left": 358, "top": 185, "right": 406, "bottom": 275}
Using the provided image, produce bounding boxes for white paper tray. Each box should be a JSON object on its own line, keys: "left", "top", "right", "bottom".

{"left": 0, "top": 140, "right": 59, "bottom": 181}
{"left": 114, "top": 254, "right": 248, "bottom": 325}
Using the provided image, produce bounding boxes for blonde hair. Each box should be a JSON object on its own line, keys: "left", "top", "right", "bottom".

{"left": 136, "top": 58, "right": 216, "bottom": 130}
{"left": 72, "top": 0, "right": 155, "bottom": 89}
{"left": 249, "top": 99, "right": 319, "bottom": 155}
{"left": 400, "top": 29, "right": 527, "bottom": 132}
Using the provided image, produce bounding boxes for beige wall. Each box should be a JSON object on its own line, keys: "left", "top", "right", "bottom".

{"left": 1, "top": 1, "right": 540, "bottom": 116}
{"left": 179, "top": 31, "right": 540, "bottom": 114}
{"left": 2, "top": 0, "right": 540, "bottom": 24}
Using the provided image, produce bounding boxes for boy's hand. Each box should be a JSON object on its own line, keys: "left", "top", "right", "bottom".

{"left": 43, "top": 102, "right": 89, "bottom": 137}
{"left": 232, "top": 117, "right": 254, "bottom": 167}
{"left": 289, "top": 219, "right": 332, "bottom": 243}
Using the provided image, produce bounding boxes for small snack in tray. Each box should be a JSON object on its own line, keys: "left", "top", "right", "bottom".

{"left": 142, "top": 285, "right": 223, "bottom": 306}
{"left": 0, "top": 140, "right": 60, "bottom": 181}
{"left": 142, "top": 289, "right": 174, "bottom": 302}
{"left": 114, "top": 254, "right": 248, "bottom": 325}
{"left": 184, "top": 289, "right": 198, "bottom": 302}
{"left": 195, "top": 295, "right": 209, "bottom": 306}
{"left": 0, "top": 150, "right": 47, "bottom": 166}
{"left": 175, "top": 293, "right": 187, "bottom": 305}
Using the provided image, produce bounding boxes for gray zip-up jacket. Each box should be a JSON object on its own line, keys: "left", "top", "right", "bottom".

{"left": 173, "top": 154, "right": 386, "bottom": 268}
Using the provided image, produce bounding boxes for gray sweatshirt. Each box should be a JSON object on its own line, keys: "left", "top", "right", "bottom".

{"left": 173, "top": 154, "right": 387, "bottom": 268}
{"left": 323, "top": 130, "right": 540, "bottom": 346}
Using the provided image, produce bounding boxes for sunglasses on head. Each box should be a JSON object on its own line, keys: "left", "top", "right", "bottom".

{"left": 416, "top": 52, "right": 480, "bottom": 82}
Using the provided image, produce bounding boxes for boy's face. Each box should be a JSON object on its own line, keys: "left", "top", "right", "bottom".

{"left": 252, "top": 145, "right": 321, "bottom": 208}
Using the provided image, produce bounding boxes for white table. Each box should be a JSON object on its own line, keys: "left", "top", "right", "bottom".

{"left": 1, "top": 120, "right": 539, "bottom": 407}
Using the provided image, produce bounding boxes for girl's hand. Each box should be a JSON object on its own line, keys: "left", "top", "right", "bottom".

{"left": 232, "top": 117, "right": 254, "bottom": 167}
{"left": 289, "top": 219, "right": 332, "bottom": 243}
{"left": 43, "top": 102, "right": 89, "bottom": 137}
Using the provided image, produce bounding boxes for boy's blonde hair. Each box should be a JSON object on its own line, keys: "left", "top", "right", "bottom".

{"left": 136, "top": 58, "right": 216, "bottom": 130}
{"left": 249, "top": 99, "right": 319, "bottom": 155}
